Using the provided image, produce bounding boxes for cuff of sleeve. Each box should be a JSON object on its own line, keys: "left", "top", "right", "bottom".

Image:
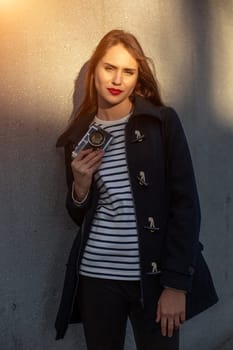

{"left": 160, "top": 270, "right": 193, "bottom": 293}
{"left": 163, "top": 286, "right": 187, "bottom": 293}
{"left": 71, "top": 182, "right": 89, "bottom": 206}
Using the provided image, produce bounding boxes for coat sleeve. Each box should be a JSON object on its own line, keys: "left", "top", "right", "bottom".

{"left": 160, "top": 107, "right": 201, "bottom": 292}
{"left": 64, "top": 143, "right": 91, "bottom": 226}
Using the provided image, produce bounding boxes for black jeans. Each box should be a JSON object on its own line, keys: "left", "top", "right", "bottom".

{"left": 78, "top": 275, "right": 179, "bottom": 350}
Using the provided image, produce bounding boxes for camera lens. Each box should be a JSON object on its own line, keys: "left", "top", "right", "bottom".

{"left": 89, "top": 130, "right": 105, "bottom": 147}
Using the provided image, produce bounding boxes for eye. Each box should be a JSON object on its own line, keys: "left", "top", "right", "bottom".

{"left": 124, "top": 70, "right": 135, "bottom": 76}
{"left": 104, "top": 65, "right": 114, "bottom": 71}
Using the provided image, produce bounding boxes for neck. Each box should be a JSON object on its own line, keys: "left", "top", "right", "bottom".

{"left": 96, "top": 99, "right": 133, "bottom": 121}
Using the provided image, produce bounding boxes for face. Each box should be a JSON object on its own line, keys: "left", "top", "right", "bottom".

{"left": 94, "top": 44, "right": 139, "bottom": 110}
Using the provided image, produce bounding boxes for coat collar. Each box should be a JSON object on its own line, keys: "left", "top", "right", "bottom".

{"left": 57, "top": 96, "right": 164, "bottom": 146}
{"left": 132, "top": 95, "right": 163, "bottom": 121}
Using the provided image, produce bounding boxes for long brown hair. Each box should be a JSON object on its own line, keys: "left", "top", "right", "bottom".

{"left": 57, "top": 29, "right": 164, "bottom": 146}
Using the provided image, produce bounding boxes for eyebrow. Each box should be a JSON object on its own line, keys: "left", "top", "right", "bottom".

{"left": 103, "top": 62, "right": 137, "bottom": 72}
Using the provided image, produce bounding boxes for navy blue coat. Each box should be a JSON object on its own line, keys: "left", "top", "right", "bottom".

{"left": 55, "top": 96, "right": 218, "bottom": 340}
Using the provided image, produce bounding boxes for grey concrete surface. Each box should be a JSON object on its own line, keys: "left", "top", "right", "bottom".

{"left": 1, "top": 1, "right": 233, "bottom": 349}
{"left": 216, "top": 334, "right": 233, "bottom": 350}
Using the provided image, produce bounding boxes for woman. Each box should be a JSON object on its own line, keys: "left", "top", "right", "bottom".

{"left": 55, "top": 29, "right": 218, "bottom": 350}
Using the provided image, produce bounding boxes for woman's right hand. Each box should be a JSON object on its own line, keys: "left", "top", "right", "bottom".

{"left": 71, "top": 148, "right": 104, "bottom": 201}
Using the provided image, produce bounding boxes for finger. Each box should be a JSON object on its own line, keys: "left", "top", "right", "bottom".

{"left": 73, "top": 147, "right": 95, "bottom": 160}
{"left": 174, "top": 314, "right": 180, "bottom": 330}
{"left": 73, "top": 148, "right": 102, "bottom": 165}
{"left": 72, "top": 150, "right": 103, "bottom": 172}
{"left": 85, "top": 152, "right": 104, "bottom": 170}
{"left": 161, "top": 316, "right": 167, "bottom": 337}
{"left": 167, "top": 317, "right": 174, "bottom": 338}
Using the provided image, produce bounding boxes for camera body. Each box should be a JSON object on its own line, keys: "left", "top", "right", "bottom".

{"left": 72, "top": 124, "right": 113, "bottom": 158}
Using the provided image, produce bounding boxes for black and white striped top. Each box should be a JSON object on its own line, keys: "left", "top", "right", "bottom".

{"left": 79, "top": 114, "right": 140, "bottom": 281}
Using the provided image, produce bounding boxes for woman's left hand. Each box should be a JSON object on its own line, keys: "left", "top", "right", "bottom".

{"left": 156, "top": 287, "right": 186, "bottom": 337}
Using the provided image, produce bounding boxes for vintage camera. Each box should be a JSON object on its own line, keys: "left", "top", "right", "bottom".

{"left": 72, "top": 124, "right": 113, "bottom": 158}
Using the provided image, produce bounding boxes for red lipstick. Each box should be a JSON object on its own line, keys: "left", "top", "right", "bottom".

{"left": 107, "top": 88, "right": 123, "bottom": 96}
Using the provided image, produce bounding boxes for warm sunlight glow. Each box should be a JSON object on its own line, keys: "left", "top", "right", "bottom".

{"left": 0, "top": 0, "right": 33, "bottom": 13}
{"left": 0, "top": 1, "right": 81, "bottom": 117}
{"left": 0, "top": 0, "right": 22, "bottom": 14}
{"left": 0, "top": 0, "right": 15, "bottom": 6}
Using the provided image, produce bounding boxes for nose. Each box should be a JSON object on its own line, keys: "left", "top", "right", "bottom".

{"left": 112, "top": 70, "right": 122, "bottom": 85}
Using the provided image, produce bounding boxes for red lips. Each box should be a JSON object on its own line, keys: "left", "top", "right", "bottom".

{"left": 107, "top": 88, "right": 123, "bottom": 96}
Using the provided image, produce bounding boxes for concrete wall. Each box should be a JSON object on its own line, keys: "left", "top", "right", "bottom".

{"left": 0, "top": 1, "right": 233, "bottom": 349}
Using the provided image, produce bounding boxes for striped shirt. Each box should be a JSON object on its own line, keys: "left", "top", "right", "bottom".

{"left": 79, "top": 114, "right": 140, "bottom": 281}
